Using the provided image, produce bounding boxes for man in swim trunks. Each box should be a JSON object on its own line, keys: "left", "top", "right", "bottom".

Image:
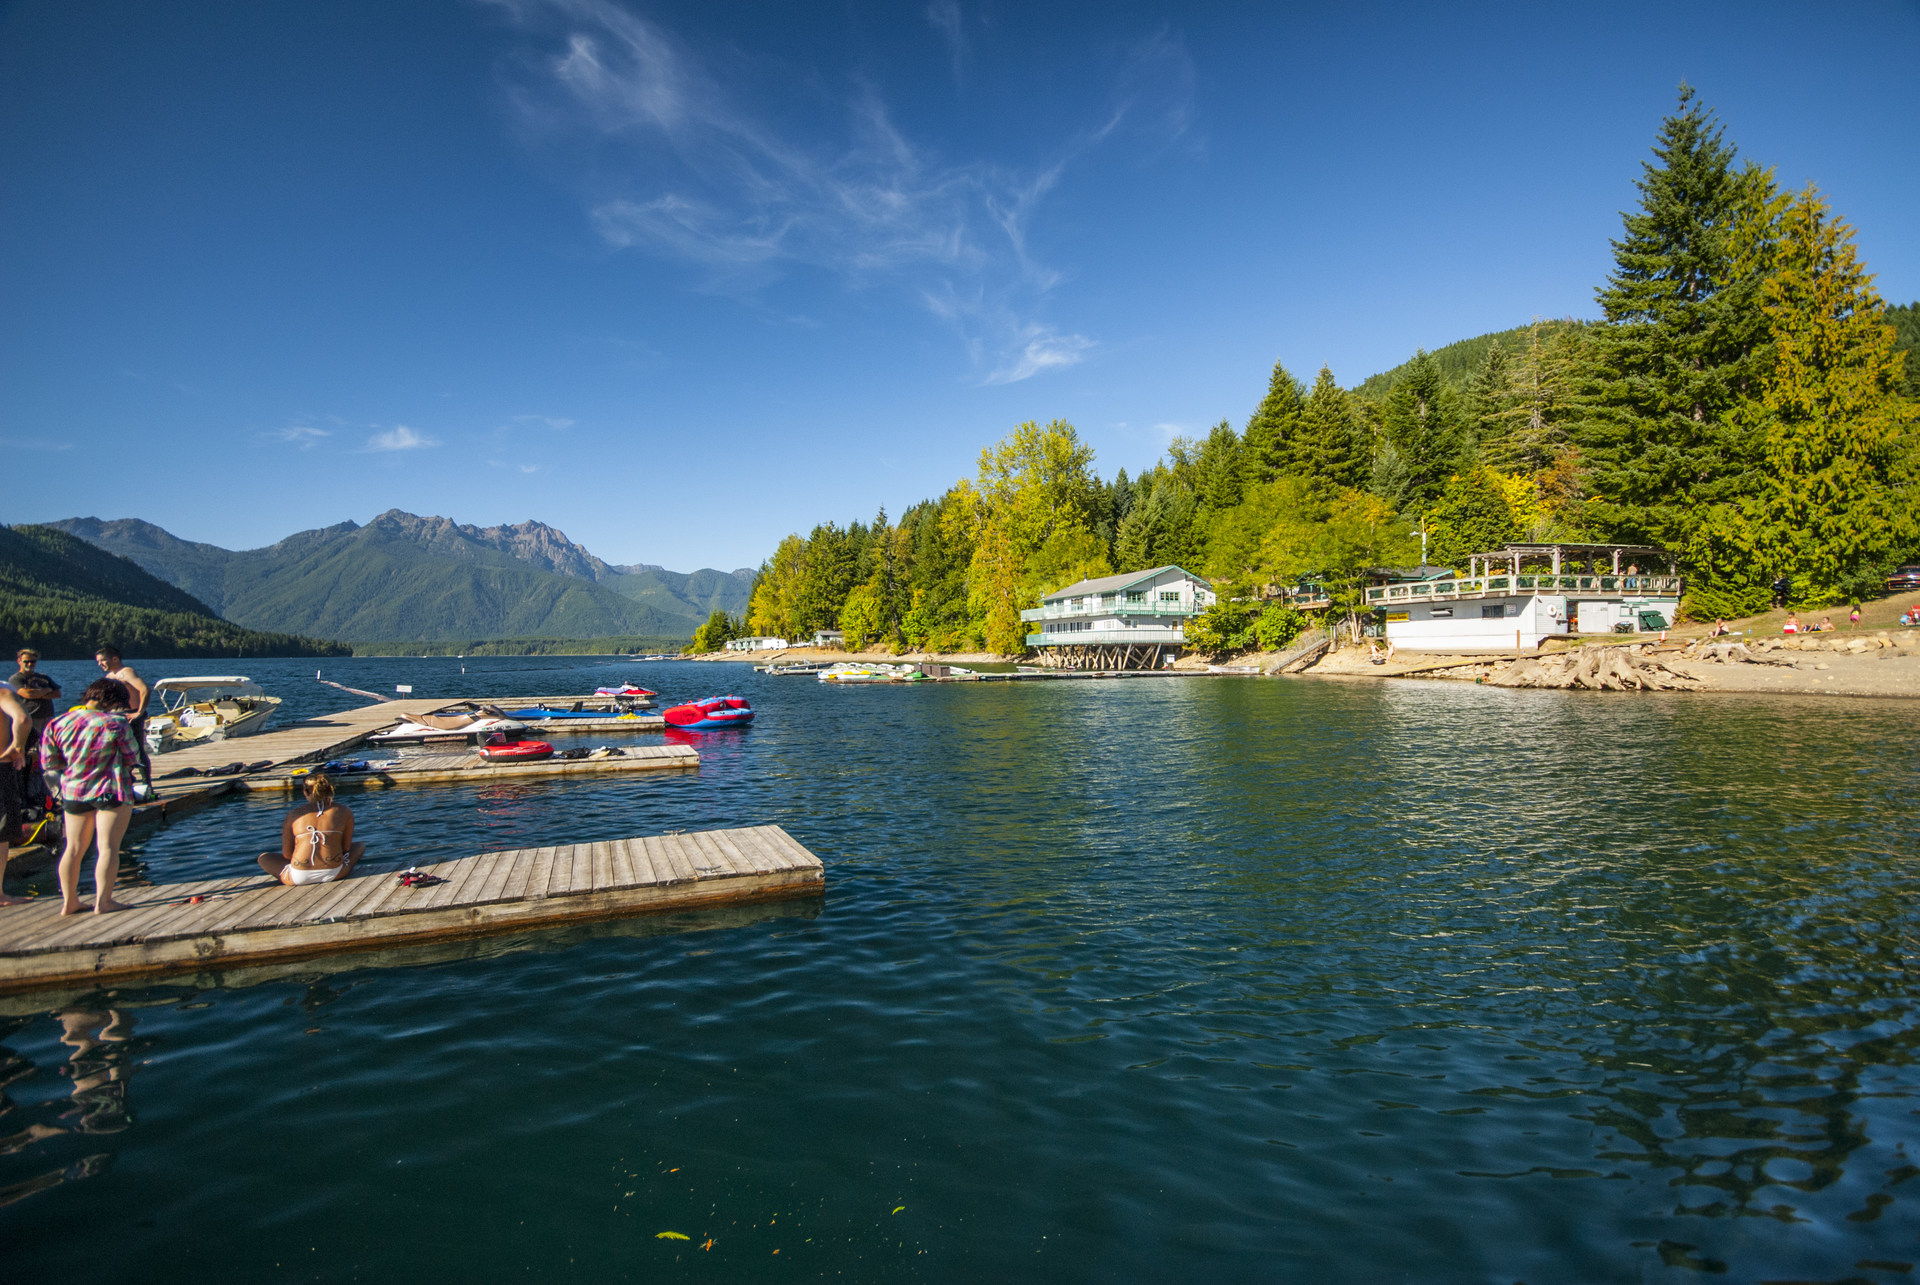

{"left": 94, "top": 646, "right": 151, "bottom": 791}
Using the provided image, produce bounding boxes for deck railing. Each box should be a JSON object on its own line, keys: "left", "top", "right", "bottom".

{"left": 1364, "top": 574, "right": 1683, "bottom": 605}
{"left": 1022, "top": 600, "right": 1204, "bottom": 622}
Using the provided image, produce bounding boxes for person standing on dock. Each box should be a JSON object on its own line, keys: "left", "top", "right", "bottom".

{"left": 93, "top": 646, "right": 150, "bottom": 792}
{"left": 0, "top": 686, "right": 34, "bottom": 906}
{"left": 41, "top": 678, "right": 141, "bottom": 915}
{"left": 11, "top": 650, "right": 60, "bottom": 743}
{"left": 258, "top": 774, "right": 363, "bottom": 886}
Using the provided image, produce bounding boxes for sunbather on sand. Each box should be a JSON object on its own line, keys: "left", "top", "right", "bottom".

{"left": 258, "top": 774, "right": 363, "bottom": 886}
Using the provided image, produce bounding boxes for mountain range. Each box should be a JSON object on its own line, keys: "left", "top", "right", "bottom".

{"left": 0, "top": 524, "right": 347, "bottom": 659}
{"left": 50, "top": 511, "right": 754, "bottom": 645}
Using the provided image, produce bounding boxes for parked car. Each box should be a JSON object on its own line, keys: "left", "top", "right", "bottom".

{"left": 1886, "top": 565, "right": 1920, "bottom": 593}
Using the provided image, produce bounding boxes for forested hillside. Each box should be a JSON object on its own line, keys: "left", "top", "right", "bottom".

{"left": 718, "top": 88, "right": 1919, "bottom": 655}
{"left": 0, "top": 525, "right": 349, "bottom": 659}
{"left": 53, "top": 511, "right": 752, "bottom": 643}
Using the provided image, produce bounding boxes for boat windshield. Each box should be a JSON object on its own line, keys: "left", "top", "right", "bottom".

{"left": 156, "top": 679, "right": 270, "bottom": 711}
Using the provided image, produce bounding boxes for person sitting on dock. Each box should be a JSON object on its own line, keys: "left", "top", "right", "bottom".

{"left": 258, "top": 774, "right": 363, "bottom": 886}
{"left": 41, "top": 678, "right": 141, "bottom": 915}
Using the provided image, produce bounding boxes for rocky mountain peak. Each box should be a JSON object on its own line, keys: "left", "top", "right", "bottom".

{"left": 368, "top": 509, "right": 616, "bottom": 581}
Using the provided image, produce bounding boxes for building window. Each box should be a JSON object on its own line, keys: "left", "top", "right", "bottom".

{"left": 1160, "top": 591, "right": 1179, "bottom": 604}
{"left": 1481, "top": 605, "right": 1506, "bottom": 619}
{"left": 1126, "top": 591, "right": 1145, "bottom": 603}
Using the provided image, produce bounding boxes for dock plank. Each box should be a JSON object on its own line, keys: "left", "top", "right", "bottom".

{"left": 589, "top": 841, "right": 616, "bottom": 895}
{"left": 607, "top": 838, "right": 639, "bottom": 890}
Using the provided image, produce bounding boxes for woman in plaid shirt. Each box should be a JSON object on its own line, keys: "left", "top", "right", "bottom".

{"left": 41, "top": 678, "right": 141, "bottom": 915}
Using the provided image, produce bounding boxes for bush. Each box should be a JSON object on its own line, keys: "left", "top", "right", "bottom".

{"left": 1250, "top": 604, "right": 1308, "bottom": 650}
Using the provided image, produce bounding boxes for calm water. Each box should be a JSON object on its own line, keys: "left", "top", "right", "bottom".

{"left": 4, "top": 657, "right": 1918, "bottom": 1282}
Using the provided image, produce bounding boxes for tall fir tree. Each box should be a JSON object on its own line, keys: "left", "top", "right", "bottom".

{"left": 1243, "top": 360, "right": 1307, "bottom": 482}
{"left": 1375, "top": 350, "right": 1461, "bottom": 509}
{"left": 1754, "top": 188, "right": 1920, "bottom": 603}
{"left": 1582, "top": 87, "right": 1775, "bottom": 593}
{"left": 1297, "top": 366, "right": 1369, "bottom": 493}
{"left": 1462, "top": 339, "right": 1514, "bottom": 458}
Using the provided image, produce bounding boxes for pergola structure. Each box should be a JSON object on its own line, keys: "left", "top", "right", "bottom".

{"left": 1462, "top": 542, "right": 1674, "bottom": 580}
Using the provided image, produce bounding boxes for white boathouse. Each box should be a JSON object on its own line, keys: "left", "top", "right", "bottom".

{"left": 1366, "top": 543, "right": 1682, "bottom": 653}
{"left": 1021, "top": 566, "right": 1216, "bottom": 669}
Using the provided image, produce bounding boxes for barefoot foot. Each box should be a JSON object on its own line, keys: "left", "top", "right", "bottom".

{"left": 60, "top": 899, "right": 84, "bottom": 915}
{"left": 0, "top": 893, "right": 30, "bottom": 907}
{"left": 91, "top": 898, "right": 127, "bottom": 915}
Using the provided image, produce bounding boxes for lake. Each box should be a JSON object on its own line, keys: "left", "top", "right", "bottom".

{"left": 4, "top": 656, "right": 1917, "bottom": 1281}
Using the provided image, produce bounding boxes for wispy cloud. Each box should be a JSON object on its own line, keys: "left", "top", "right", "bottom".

{"left": 514, "top": 414, "right": 574, "bottom": 430}
{"left": 486, "top": 0, "right": 1194, "bottom": 383}
{"left": 366, "top": 425, "right": 439, "bottom": 452}
{"left": 986, "top": 329, "right": 1096, "bottom": 386}
{"left": 926, "top": 1, "right": 965, "bottom": 80}
{"left": 271, "top": 426, "right": 331, "bottom": 449}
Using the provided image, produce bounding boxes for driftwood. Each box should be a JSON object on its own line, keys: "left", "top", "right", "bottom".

{"left": 1488, "top": 644, "right": 1703, "bottom": 691}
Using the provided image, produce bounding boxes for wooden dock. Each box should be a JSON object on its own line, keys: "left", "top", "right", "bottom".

{"left": 0, "top": 825, "right": 822, "bottom": 994}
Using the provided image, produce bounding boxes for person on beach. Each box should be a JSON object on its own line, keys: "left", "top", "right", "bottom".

{"left": 0, "top": 687, "right": 34, "bottom": 906}
{"left": 1850, "top": 604, "right": 1862, "bottom": 628}
{"left": 93, "top": 646, "right": 151, "bottom": 792}
{"left": 1815, "top": 616, "right": 1835, "bottom": 632}
{"left": 258, "top": 774, "right": 362, "bottom": 886}
{"left": 1783, "top": 614, "right": 1801, "bottom": 634}
{"left": 1708, "top": 620, "right": 1731, "bottom": 637}
{"left": 41, "top": 679, "right": 141, "bottom": 916}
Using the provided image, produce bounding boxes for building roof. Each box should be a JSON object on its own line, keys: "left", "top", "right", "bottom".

{"left": 1042, "top": 565, "right": 1211, "bottom": 602}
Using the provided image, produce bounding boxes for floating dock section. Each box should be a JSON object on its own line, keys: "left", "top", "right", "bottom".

{"left": 0, "top": 825, "right": 821, "bottom": 994}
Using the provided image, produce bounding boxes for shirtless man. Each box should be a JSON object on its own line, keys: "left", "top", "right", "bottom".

{"left": 94, "top": 646, "right": 150, "bottom": 789}
{"left": 0, "top": 687, "right": 33, "bottom": 905}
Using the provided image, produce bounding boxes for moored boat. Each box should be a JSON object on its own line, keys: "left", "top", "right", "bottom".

{"left": 144, "top": 677, "right": 283, "bottom": 754}
{"left": 661, "top": 696, "right": 754, "bottom": 730}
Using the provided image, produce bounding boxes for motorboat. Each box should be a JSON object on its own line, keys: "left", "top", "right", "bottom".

{"left": 144, "top": 677, "right": 283, "bottom": 754}
{"left": 756, "top": 661, "right": 829, "bottom": 675}
{"left": 661, "top": 696, "right": 754, "bottom": 730}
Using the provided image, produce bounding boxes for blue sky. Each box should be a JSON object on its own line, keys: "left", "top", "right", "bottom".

{"left": 3, "top": 1, "right": 1915, "bottom": 572}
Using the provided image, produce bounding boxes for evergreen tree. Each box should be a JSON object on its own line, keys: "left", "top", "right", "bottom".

{"left": 1887, "top": 301, "right": 1920, "bottom": 400}
{"left": 1193, "top": 420, "right": 1248, "bottom": 515}
{"left": 1755, "top": 188, "right": 1920, "bottom": 603}
{"left": 1462, "top": 339, "right": 1513, "bottom": 456}
{"left": 1376, "top": 350, "right": 1460, "bottom": 509}
{"left": 1243, "top": 360, "right": 1307, "bottom": 482}
{"left": 1582, "top": 87, "right": 1775, "bottom": 583}
{"left": 1296, "top": 366, "right": 1369, "bottom": 492}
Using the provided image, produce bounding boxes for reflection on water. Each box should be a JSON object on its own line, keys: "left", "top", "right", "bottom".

{"left": 0, "top": 1008, "right": 142, "bottom": 1209}
{"left": 2, "top": 660, "right": 1919, "bottom": 1281}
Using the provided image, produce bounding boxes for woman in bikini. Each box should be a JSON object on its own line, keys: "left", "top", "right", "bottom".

{"left": 258, "top": 774, "right": 363, "bottom": 886}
